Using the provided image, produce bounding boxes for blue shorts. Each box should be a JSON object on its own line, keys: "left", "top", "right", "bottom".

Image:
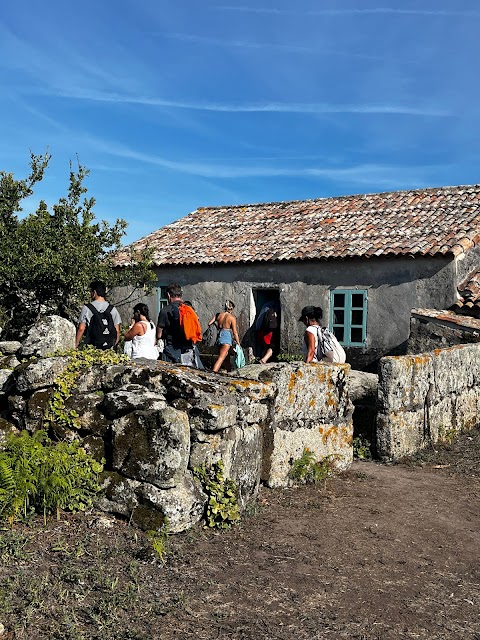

{"left": 218, "top": 328, "right": 233, "bottom": 346}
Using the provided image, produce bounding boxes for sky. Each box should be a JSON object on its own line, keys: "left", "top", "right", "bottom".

{"left": 1, "top": 1, "right": 479, "bottom": 244}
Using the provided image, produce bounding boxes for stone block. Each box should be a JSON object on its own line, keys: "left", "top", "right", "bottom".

{"left": 0, "top": 341, "right": 22, "bottom": 355}
{"left": 21, "top": 316, "right": 75, "bottom": 358}
{"left": 133, "top": 473, "right": 206, "bottom": 533}
{"left": 189, "top": 424, "right": 263, "bottom": 508}
{"left": 102, "top": 384, "right": 167, "bottom": 419}
{"left": 16, "top": 357, "right": 70, "bottom": 393}
{"left": 0, "top": 369, "right": 14, "bottom": 395}
{"left": 112, "top": 407, "right": 190, "bottom": 489}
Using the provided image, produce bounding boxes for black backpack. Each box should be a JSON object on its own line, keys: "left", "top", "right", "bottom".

{"left": 86, "top": 303, "right": 116, "bottom": 350}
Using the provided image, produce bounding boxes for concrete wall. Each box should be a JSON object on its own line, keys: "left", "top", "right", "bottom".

{"left": 113, "top": 254, "right": 456, "bottom": 369}
{"left": 376, "top": 343, "right": 480, "bottom": 460}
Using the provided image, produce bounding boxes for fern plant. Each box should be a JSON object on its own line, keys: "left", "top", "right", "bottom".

{"left": 0, "top": 430, "right": 103, "bottom": 524}
{"left": 289, "top": 448, "right": 338, "bottom": 485}
{"left": 194, "top": 461, "right": 240, "bottom": 529}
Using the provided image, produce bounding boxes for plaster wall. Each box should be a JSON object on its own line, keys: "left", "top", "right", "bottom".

{"left": 113, "top": 255, "right": 456, "bottom": 369}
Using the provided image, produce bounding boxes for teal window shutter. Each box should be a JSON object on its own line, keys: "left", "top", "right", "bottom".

{"left": 329, "top": 289, "right": 367, "bottom": 347}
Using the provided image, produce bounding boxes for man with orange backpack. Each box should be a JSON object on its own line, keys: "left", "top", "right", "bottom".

{"left": 156, "top": 283, "right": 202, "bottom": 366}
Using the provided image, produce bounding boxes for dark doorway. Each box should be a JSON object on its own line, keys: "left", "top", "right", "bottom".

{"left": 252, "top": 288, "right": 281, "bottom": 358}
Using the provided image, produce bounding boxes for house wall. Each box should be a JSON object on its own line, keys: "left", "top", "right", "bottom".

{"left": 113, "top": 255, "right": 456, "bottom": 369}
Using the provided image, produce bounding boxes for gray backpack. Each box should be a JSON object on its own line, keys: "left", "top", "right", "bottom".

{"left": 316, "top": 327, "right": 346, "bottom": 364}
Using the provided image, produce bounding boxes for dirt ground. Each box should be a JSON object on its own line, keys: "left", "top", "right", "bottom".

{"left": 1, "top": 428, "right": 479, "bottom": 640}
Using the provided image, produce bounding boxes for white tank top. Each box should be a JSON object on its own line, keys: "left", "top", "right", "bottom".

{"left": 303, "top": 325, "right": 321, "bottom": 362}
{"left": 131, "top": 321, "right": 158, "bottom": 360}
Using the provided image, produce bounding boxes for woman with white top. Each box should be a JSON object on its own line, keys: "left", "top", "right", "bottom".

{"left": 299, "top": 305, "right": 337, "bottom": 364}
{"left": 124, "top": 303, "right": 158, "bottom": 360}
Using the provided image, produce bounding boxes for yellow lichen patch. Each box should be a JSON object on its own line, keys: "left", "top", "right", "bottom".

{"left": 318, "top": 427, "right": 324, "bottom": 434}
{"left": 322, "top": 425, "right": 338, "bottom": 444}
{"left": 288, "top": 373, "right": 298, "bottom": 392}
{"left": 326, "top": 394, "right": 336, "bottom": 407}
{"left": 309, "top": 398, "right": 316, "bottom": 408}
{"left": 228, "top": 379, "right": 258, "bottom": 388}
{"left": 208, "top": 404, "right": 223, "bottom": 411}
{"left": 413, "top": 355, "right": 430, "bottom": 366}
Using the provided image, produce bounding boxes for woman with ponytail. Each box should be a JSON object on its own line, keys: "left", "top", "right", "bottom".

{"left": 210, "top": 300, "right": 240, "bottom": 372}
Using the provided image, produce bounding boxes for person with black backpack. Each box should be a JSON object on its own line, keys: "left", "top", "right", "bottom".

{"left": 75, "top": 280, "right": 121, "bottom": 350}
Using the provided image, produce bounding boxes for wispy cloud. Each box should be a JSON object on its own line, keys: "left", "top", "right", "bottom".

{"left": 162, "top": 32, "right": 381, "bottom": 60}
{"left": 44, "top": 88, "right": 449, "bottom": 117}
{"left": 84, "top": 134, "right": 438, "bottom": 187}
{"left": 217, "top": 6, "right": 480, "bottom": 18}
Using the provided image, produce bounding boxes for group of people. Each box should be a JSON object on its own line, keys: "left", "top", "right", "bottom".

{"left": 75, "top": 281, "right": 345, "bottom": 367}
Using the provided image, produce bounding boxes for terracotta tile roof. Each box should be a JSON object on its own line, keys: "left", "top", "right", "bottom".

{"left": 115, "top": 184, "right": 480, "bottom": 267}
{"left": 450, "top": 268, "right": 480, "bottom": 318}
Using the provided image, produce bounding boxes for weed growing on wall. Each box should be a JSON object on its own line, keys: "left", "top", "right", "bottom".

{"left": 277, "top": 353, "right": 303, "bottom": 363}
{"left": 0, "top": 430, "right": 103, "bottom": 524}
{"left": 289, "top": 448, "right": 339, "bottom": 485}
{"left": 194, "top": 461, "right": 240, "bottom": 529}
{"left": 45, "top": 345, "right": 129, "bottom": 433}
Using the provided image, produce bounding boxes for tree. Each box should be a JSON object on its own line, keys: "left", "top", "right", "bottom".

{"left": 0, "top": 152, "right": 155, "bottom": 338}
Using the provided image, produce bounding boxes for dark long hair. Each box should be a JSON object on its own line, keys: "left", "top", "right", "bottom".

{"left": 133, "top": 303, "right": 151, "bottom": 321}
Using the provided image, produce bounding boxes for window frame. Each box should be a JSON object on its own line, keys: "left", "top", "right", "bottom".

{"left": 329, "top": 289, "right": 367, "bottom": 347}
{"left": 157, "top": 284, "right": 169, "bottom": 316}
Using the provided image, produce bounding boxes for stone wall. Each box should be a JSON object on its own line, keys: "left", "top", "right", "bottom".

{"left": 376, "top": 343, "right": 480, "bottom": 460}
{"left": 0, "top": 350, "right": 353, "bottom": 532}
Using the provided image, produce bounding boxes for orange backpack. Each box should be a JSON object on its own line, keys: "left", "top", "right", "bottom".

{"left": 179, "top": 304, "right": 203, "bottom": 343}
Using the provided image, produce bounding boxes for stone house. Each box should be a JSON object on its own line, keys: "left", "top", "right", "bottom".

{"left": 114, "top": 185, "right": 480, "bottom": 369}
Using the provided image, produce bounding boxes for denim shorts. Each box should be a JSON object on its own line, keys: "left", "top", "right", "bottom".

{"left": 218, "top": 328, "right": 233, "bottom": 346}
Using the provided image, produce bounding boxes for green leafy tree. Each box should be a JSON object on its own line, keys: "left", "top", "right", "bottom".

{"left": 0, "top": 152, "right": 155, "bottom": 338}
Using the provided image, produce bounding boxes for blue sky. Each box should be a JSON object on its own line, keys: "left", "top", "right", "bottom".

{"left": 1, "top": 1, "right": 479, "bottom": 244}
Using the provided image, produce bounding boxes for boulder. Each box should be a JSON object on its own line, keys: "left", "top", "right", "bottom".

{"left": 0, "top": 418, "right": 17, "bottom": 445}
{"left": 97, "top": 472, "right": 141, "bottom": 518}
{"left": 15, "top": 357, "right": 70, "bottom": 393}
{"left": 112, "top": 407, "right": 190, "bottom": 489}
{"left": 189, "top": 424, "right": 263, "bottom": 509}
{"left": 233, "top": 362, "right": 354, "bottom": 488}
{"left": 98, "top": 471, "right": 206, "bottom": 533}
{"left": 0, "top": 355, "right": 21, "bottom": 370}
{"left": 0, "top": 369, "right": 14, "bottom": 395}
{"left": 21, "top": 315, "right": 75, "bottom": 358}
{"left": 348, "top": 370, "right": 379, "bottom": 402}
{"left": 63, "top": 392, "right": 110, "bottom": 435}
{"left": 0, "top": 341, "right": 22, "bottom": 355}
{"left": 102, "top": 384, "right": 167, "bottom": 419}
{"left": 132, "top": 474, "right": 206, "bottom": 533}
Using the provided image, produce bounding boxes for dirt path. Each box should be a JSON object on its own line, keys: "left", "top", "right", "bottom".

{"left": 1, "top": 431, "right": 479, "bottom": 640}
{"left": 166, "top": 461, "right": 480, "bottom": 640}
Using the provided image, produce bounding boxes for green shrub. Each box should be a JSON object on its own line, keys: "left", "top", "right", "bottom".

{"left": 194, "top": 461, "right": 240, "bottom": 529}
{"left": 353, "top": 436, "right": 372, "bottom": 460}
{"left": 289, "top": 448, "right": 338, "bottom": 484}
{"left": 45, "top": 345, "right": 129, "bottom": 432}
{"left": 0, "top": 430, "right": 104, "bottom": 524}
